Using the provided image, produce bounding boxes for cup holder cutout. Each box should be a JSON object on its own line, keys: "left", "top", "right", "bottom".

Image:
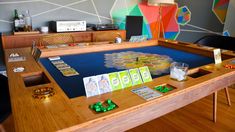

{"left": 188, "top": 68, "right": 212, "bottom": 78}
{"left": 23, "top": 72, "right": 51, "bottom": 87}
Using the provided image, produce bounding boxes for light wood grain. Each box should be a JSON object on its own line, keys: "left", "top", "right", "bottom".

{"left": 213, "top": 92, "right": 217, "bottom": 122}
{"left": 4, "top": 40, "right": 235, "bottom": 132}
{"left": 128, "top": 86, "right": 235, "bottom": 132}
{"left": 225, "top": 87, "right": 231, "bottom": 106}
{"left": 2, "top": 30, "right": 126, "bottom": 49}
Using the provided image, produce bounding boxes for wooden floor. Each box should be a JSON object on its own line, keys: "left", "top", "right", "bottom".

{"left": 2, "top": 87, "right": 235, "bottom": 132}
{"left": 128, "top": 86, "right": 235, "bottom": 132}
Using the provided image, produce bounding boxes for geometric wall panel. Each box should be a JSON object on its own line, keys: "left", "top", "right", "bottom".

{"left": 112, "top": 1, "right": 180, "bottom": 40}
{"left": 212, "top": 0, "right": 230, "bottom": 24}
{"left": 177, "top": 6, "right": 191, "bottom": 25}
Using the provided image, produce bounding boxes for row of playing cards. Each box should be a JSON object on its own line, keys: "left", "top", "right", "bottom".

{"left": 83, "top": 66, "right": 152, "bottom": 97}
{"left": 49, "top": 56, "right": 79, "bottom": 77}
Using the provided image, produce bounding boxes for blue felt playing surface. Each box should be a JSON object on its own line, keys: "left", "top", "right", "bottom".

{"left": 40, "top": 46, "right": 214, "bottom": 98}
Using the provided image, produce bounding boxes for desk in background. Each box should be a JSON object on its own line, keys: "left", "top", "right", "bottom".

{"left": 1, "top": 30, "right": 126, "bottom": 49}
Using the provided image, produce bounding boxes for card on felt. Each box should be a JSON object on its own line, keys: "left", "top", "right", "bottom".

{"left": 54, "top": 63, "right": 71, "bottom": 70}
{"left": 83, "top": 76, "right": 100, "bottom": 97}
{"left": 139, "top": 66, "right": 152, "bottom": 83}
{"left": 129, "top": 68, "right": 143, "bottom": 86}
{"left": 51, "top": 60, "right": 64, "bottom": 65}
{"left": 48, "top": 56, "right": 60, "bottom": 61}
{"left": 57, "top": 65, "right": 71, "bottom": 70}
{"left": 96, "top": 74, "right": 112, "bottom": 94}
{"left": 213, "top": 48, "right": 222, "bottom": 64}
{"left": 131, "top": 86, "right": 162, "bottom": 101}
{"left": 54, "top": 63, "right": 68, "bottom": 67}
{"left": 60, "top": 68, "right": 79, "bottom": 77}
{"left": 118, "top": 70, "right": 133, "bottom": 88}
{"left": 108, "top": 72, "right": 123, "bottom": 91}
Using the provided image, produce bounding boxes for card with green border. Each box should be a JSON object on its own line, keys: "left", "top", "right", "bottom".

{"left": 118, "top": 70, "right": 133, "bottom": 88}
{"left": 139, "top": 66, "right": 152, "bottom": 83}
{"left": 129, "top": 68, "right": 143, "bottom": 86}
{"left": 108, "top": 72, "right": 123, "bottom": 91}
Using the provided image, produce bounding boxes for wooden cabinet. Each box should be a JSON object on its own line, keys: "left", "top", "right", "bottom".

{"left": 1, "top": 30, "right": 126, "bottom": 49}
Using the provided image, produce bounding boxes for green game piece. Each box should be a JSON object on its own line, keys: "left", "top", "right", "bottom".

{"left": 161, "top": 88, "right": 168, "bottom": 93}
{"left": 94, "top": 105, "right": 100, "bottom": 109}
{"left": 97, "top": 102, "right": 102, "bottom": 105}
{"left": 90, "top": 99, "right": 117, "bottom": 113}
{"left": 154, "top": 85, "right": 173, "bottom": 93}
{"left": 95, "top": 108, "right": 101, "bottom": 112}
{"left": 154, "top": 86, "right": 162, "bottom": 91}
{"left": 107, "top": 99, "right": 112, "bottom": 104}
{"left": 101, "top": 107, "right": 106, "bottom": 112}
{"left": 107, "top": 107, "right": 112, "bottom": 111}
{"left": 111, "top": 104, "right": 116, "bottom": 108}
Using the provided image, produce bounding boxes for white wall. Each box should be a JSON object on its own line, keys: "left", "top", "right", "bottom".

{"left": 224, "top": 0, "right": 235, "bottom": 37}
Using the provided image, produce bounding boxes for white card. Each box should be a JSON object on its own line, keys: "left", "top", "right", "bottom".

{"left": 83, "top": 76, "right": 100, "bottom": 97}
{"left": 48, "top": 56, "right": 61, "bottom": 61}
{"left": 213, "top": 49, "right": 222, "bottom": 64}
{"left": 96, "top": 74, "right": 112, "bottom": 94}
{"left": 131, "top": 86, "right": 162, "bottom": 101}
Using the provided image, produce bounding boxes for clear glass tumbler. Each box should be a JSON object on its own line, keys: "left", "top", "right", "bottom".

{"left": 170, "top": 62, "right": 189, "bottom": 81}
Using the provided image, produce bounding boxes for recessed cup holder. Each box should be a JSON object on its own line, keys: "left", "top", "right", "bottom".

{"left": 22, "top": 72, "right": 51, "bottom": 87}
{"left": 188, "top": 68, "right": 212, "bottom": 78}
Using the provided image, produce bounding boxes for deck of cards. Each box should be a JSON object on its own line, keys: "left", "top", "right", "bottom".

{"left": 49, "top": 57, "right": 79, "bottom": 77}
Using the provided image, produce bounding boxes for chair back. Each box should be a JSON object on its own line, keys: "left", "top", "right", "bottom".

{"left": 39, "top": 33, "right": 74, "bottom": 46}
{"left": 0, "top": 74, "right": 11, "bottom": 123}
{"left": 194, "top": 35, "right": 235, "bottom": 51}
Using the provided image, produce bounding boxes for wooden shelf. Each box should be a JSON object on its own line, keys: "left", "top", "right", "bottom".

{"left": 13, "top": 31, "right": 40, "bottom": 35}
{"left": 1, "top": 30, "right": 126, "bottom": 49}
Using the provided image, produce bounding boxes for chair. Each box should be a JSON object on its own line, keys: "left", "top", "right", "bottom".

{"left": 194, "top": 35, "right": 235, "bottom": 51}
{"left": 0, "top": 74, "right": 11, "bottom": 132}
{"left": 194, "top": 35, "right": 234, "bottom": 122}
{"left": 39, "top": 33, "right": 75, "bottom": 47}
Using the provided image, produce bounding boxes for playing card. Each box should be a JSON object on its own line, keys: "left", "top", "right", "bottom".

{"left": 60, "top": 68, "right": 79, "bottom": 77}
{"left": 96, "top": 74, "right": 112, "bottom": 94}
{"left": 118, "top": 70, "right": 132, "bottom": 88}
{"left": 108, "top": 72, "right": 123, "bottom": 91}
{"left": 131, "top": 86, "right": 162, "bottom": 101}
{"left": 51, "top": 60, "right": 64, "bottom": 65}
{"left": 129, "top": 68, "right": 143, "bottom": 86}
{"left": 83, "top": 76, "right": 100, "bottom": 97}
{"left": 139, "top": 66, "right": 152, "bottom": 83}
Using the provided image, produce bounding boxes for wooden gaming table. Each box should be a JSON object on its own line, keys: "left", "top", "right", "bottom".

{"left": 4, "top": 39, "right": 235, "bottom": 132}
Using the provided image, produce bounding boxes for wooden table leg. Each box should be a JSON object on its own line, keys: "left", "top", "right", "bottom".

{"left": 0, "top": 124, "right": 6, "bottom": 132}
{"left": 225, "top": 87, "right": 231, "bottom": 106}
{"left": 213, "top": 92, "right": 217, "bottom": 123}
